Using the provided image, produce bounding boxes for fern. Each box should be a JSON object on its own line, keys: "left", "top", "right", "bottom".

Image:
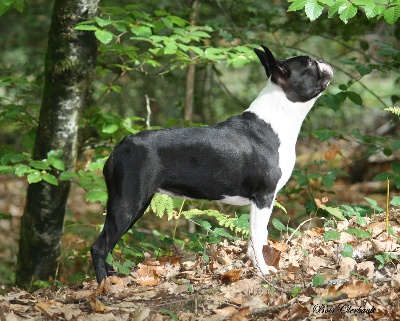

{"left": 384, "top": 106, "right": 400, "bottom": 116}
{"left": 181, "top": 208, "right": 249, "bottom": 236}
{"left": 148, "top": 194, "right": 286, "bottom": 237}
{"left": 149, "top": 193, "right": 175, "bottom": 221}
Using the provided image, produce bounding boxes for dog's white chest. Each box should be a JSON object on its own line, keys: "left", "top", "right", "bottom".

{"left": 245, "top": 82, "right": 316, "bottom": 191}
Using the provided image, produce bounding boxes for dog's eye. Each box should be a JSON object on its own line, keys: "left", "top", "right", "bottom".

{"left": 308, "top": 59, "right": 314, "bottom": 67}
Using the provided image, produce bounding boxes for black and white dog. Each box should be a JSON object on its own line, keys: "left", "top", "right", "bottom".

{"left": 91, "top": 45, "right": 333, "bottom": 283}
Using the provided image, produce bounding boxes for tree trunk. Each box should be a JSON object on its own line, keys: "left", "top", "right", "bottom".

{"left": 16, "top": 0, "right": 98, "bottom": 290}
{"left": 184, "top": 0, "right": 200, "bottom": 122}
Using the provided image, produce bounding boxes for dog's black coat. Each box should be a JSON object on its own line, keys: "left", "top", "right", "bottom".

{"left": 108, "top": 111, "right": 280, "bottom": 208}
{"left": 91, "top": 46, "right": 333, "bottom": 283}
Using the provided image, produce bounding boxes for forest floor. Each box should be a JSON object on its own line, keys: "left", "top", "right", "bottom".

{"left": 1, "top": 177, "right": 400, "bottom": 320}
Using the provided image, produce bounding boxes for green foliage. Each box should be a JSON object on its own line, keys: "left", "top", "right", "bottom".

{"left": 323, "top": 229, "right": 340, "bottom": 241}
{"left": 288, "top": 0, "right": 400, "bottom": 24}
{"left": 272, "top": 218, "right": 301, "bottom": 236}
{"left": 374, "top": 252, "right": 398, "bottom": 268}
{"left": 75, "top": 5, "right": 256, "bottom": 73}
{"left": 0, "top": 0, "right": 25, "bottom": 16}
{"left": 312, "top": 273, "right": 324, "bottom": 287}
{"left": 373, "top": 161, "right": 400, "bottom": 189}
{"left": 341, "top": 243, "right": 354, "bottom": 258}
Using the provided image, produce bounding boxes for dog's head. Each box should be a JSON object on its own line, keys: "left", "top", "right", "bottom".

{"left": 254, "top": 45, "right": 333, "bottom": 103}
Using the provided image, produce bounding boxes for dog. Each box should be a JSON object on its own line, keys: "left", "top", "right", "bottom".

{"left": 91, "top": 45, "right": 333, "bottom": 283}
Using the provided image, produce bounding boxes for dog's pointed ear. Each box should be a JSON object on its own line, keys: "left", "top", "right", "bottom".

{"left": 254, "top": 45, "right": 291, "bottom": 81}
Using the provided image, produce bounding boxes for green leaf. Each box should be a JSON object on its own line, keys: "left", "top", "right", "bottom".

{"left": 378, "top": 42, "right": 399, "bottom": 57}
{"left": 52, "top": 159, "right": 65, "bottom": 171}
{"left": 305, "top": 0, "right": 324, "bottom": 21}
{"left": 168, "top": 15, "right": 187, "bottom": 27}
{"left": 13, "top": 0, "right": 23, "bottom": 13}
{"left": 94, "top": 16, "right": 113, "bottom": 27}
{"left": 341, "top": 243, "right": 354, "bottom": 258}
{"left": 347, "top": 91, "right": 363, "bottom": 105}
{"left": 338, "top": 2, "right": 357, "bottom": 23}
{"left": 328, "top": 0, "right": 347, "bottom": 18}
{"left": 288, "top": 0, "right": 308, "bottom": 11}
{"left": 234, "top": 214, "right": 250, "bottom": 230}
{"left": 392, "top": 161, "right": 400, "bottom": 173}
{"left": 320, "top": 94, "right": 341, "bottom": 111}
{"left": 95, "top": 29, "right": 113, "bottom": 44}
{"left": 102, "top": 123, "right": 119, "bottom": 134}
{"left": 27, "top": 172, "right": 42, "bottom": 184}
{"left": 321, "top": 205, "right": 345, "bottom": 220}
{"left": 322, "top": 174, "right": 335, "bottom": 188}
{"left": 274, "top": 200, "right": 287, "bottom": 213}
{"left": 323, "top": 230, "right": 340, "bottom": 242}
{"left": 0, "top": 165, "right": 14, "bottom": 174}
{"left": 311, "top": 128, "right": 333, "bottom": 141}
{"left": 312, "top": 274, "right": 324, "bottom": 287}
{"left": 291, "top": 286, "right": 303, "bottom": 297}
{"left": 0, "top": 2, "right": 11, "bottom": 16}
{"left": 42, "top": 173, "right": 58, "bottom": 186}
{"left": 14, "top": 164, "right": 32, "bottom": 176}
{"left": 154, "top": 10, "right": 169, "bottom": 16}
{"left": 130, "top": 25, "right": 152, "bottom": 37}
{"left": 213, "top": 228, "right": 234, "bottom": 240}
{"left": 390, "top": 196, "right": 400, "bottom": 207}
{"left": 192, "top": 218, "right": 212, "bottom": 231}
{"left": 29, "top": 160, "right": 51, "bottom": 170}
{"left": 2, "top": 0, "right": 14, "bottom": 6}
{"left": 345, "top": 228, "right": 371, "bottom": 239}
{"left": 373, "top": 172, "right": 395, "bottom": 181}
{"left": 364, "top": 197, "right": 383, "bottom": 212}
{"left": 75, "top": 24, "right": 99, "bottom": 31}
{"left": 355, "top": 64, "right": 373, "bottom": 76}
{"left": 272, "top": 218, "right": 287, "bottom": 231}
{"left": 86, "top": 189, "right": 108, "bottom": 204}
{"left": 159, "top": 309, "right": 178, "bottom": 321}
{"left": 59, "top": 171, "right": 77, "bottom": 181}
{"left": 383, "top": 5, "right": 400, "bottom": 24}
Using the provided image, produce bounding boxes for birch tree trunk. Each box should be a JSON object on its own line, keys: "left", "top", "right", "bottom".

{"left": 16, "top": 0, "right": 98, "bottom": 290}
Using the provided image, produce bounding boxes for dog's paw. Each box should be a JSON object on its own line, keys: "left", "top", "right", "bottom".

{"left": 247, "top": 244, "right": 278, "bottom": 275}
{"left": 258, "top": 264, "right": 277, "bottom": 275}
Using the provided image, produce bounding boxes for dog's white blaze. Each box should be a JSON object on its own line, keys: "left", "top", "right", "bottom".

{"left": 245, "top": 81, "right": 317, "bottom": 191}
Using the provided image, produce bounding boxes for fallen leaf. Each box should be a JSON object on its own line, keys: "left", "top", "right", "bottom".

{"left": 88, "top": 295, "right": 105, "bottom": 313}
{"left": 230, "top": 307, "right": 249, "bottom": 321}
{"left": 133, "top": 263, "right": 161, "bottom": 286}
{"left": 305, "top": 228, "right": 324, "bottom": 237}
{"left": 104, "top": 275, "right": 124, "bottom": 294}
{"left": 221, "top": 269, "right": 240, "bottom": 284}
{"left": 337, "top": 257, "right": 357, "bottom": 279}
{"left": 340, "top": 280, "right": 372, "bottom": 298}
{"left": 262, "top": 243, "right": 281, "bottom": 268}
{"left": 149, "top": 314, "right": 164, "bottom": 321}
{"left": 289, "top": 303, "right": 309, "bottom": 320}
{"left": 356, "top": 261, "right": 375, "bottom": 279}
{"left": 213, "top": 306, "right": 237, "bottom": 316}
{"left": 131, "top": 307, "right": 150, "bottom": 321}
{"left": 306, "top": 255, "right": 331, "bottom": 272}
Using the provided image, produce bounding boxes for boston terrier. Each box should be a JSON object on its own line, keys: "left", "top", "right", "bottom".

{"left": 91, "top": 45, "right": 333, "bottom": 283}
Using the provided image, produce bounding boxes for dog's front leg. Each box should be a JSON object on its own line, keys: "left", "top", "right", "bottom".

{"left": 248, "top": 202, "right": 278, "bottom": 275}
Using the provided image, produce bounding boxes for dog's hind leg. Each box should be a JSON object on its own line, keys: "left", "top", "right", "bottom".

{"left": 91, "top": 193, "right": 153, "bottom": 283}
{"left": 91, "top": 150, "right": 155, "bottom": 283}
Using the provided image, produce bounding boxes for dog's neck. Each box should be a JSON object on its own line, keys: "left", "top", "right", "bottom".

{"left": 245, "top": 81, "right": 317, "bottom": 143}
